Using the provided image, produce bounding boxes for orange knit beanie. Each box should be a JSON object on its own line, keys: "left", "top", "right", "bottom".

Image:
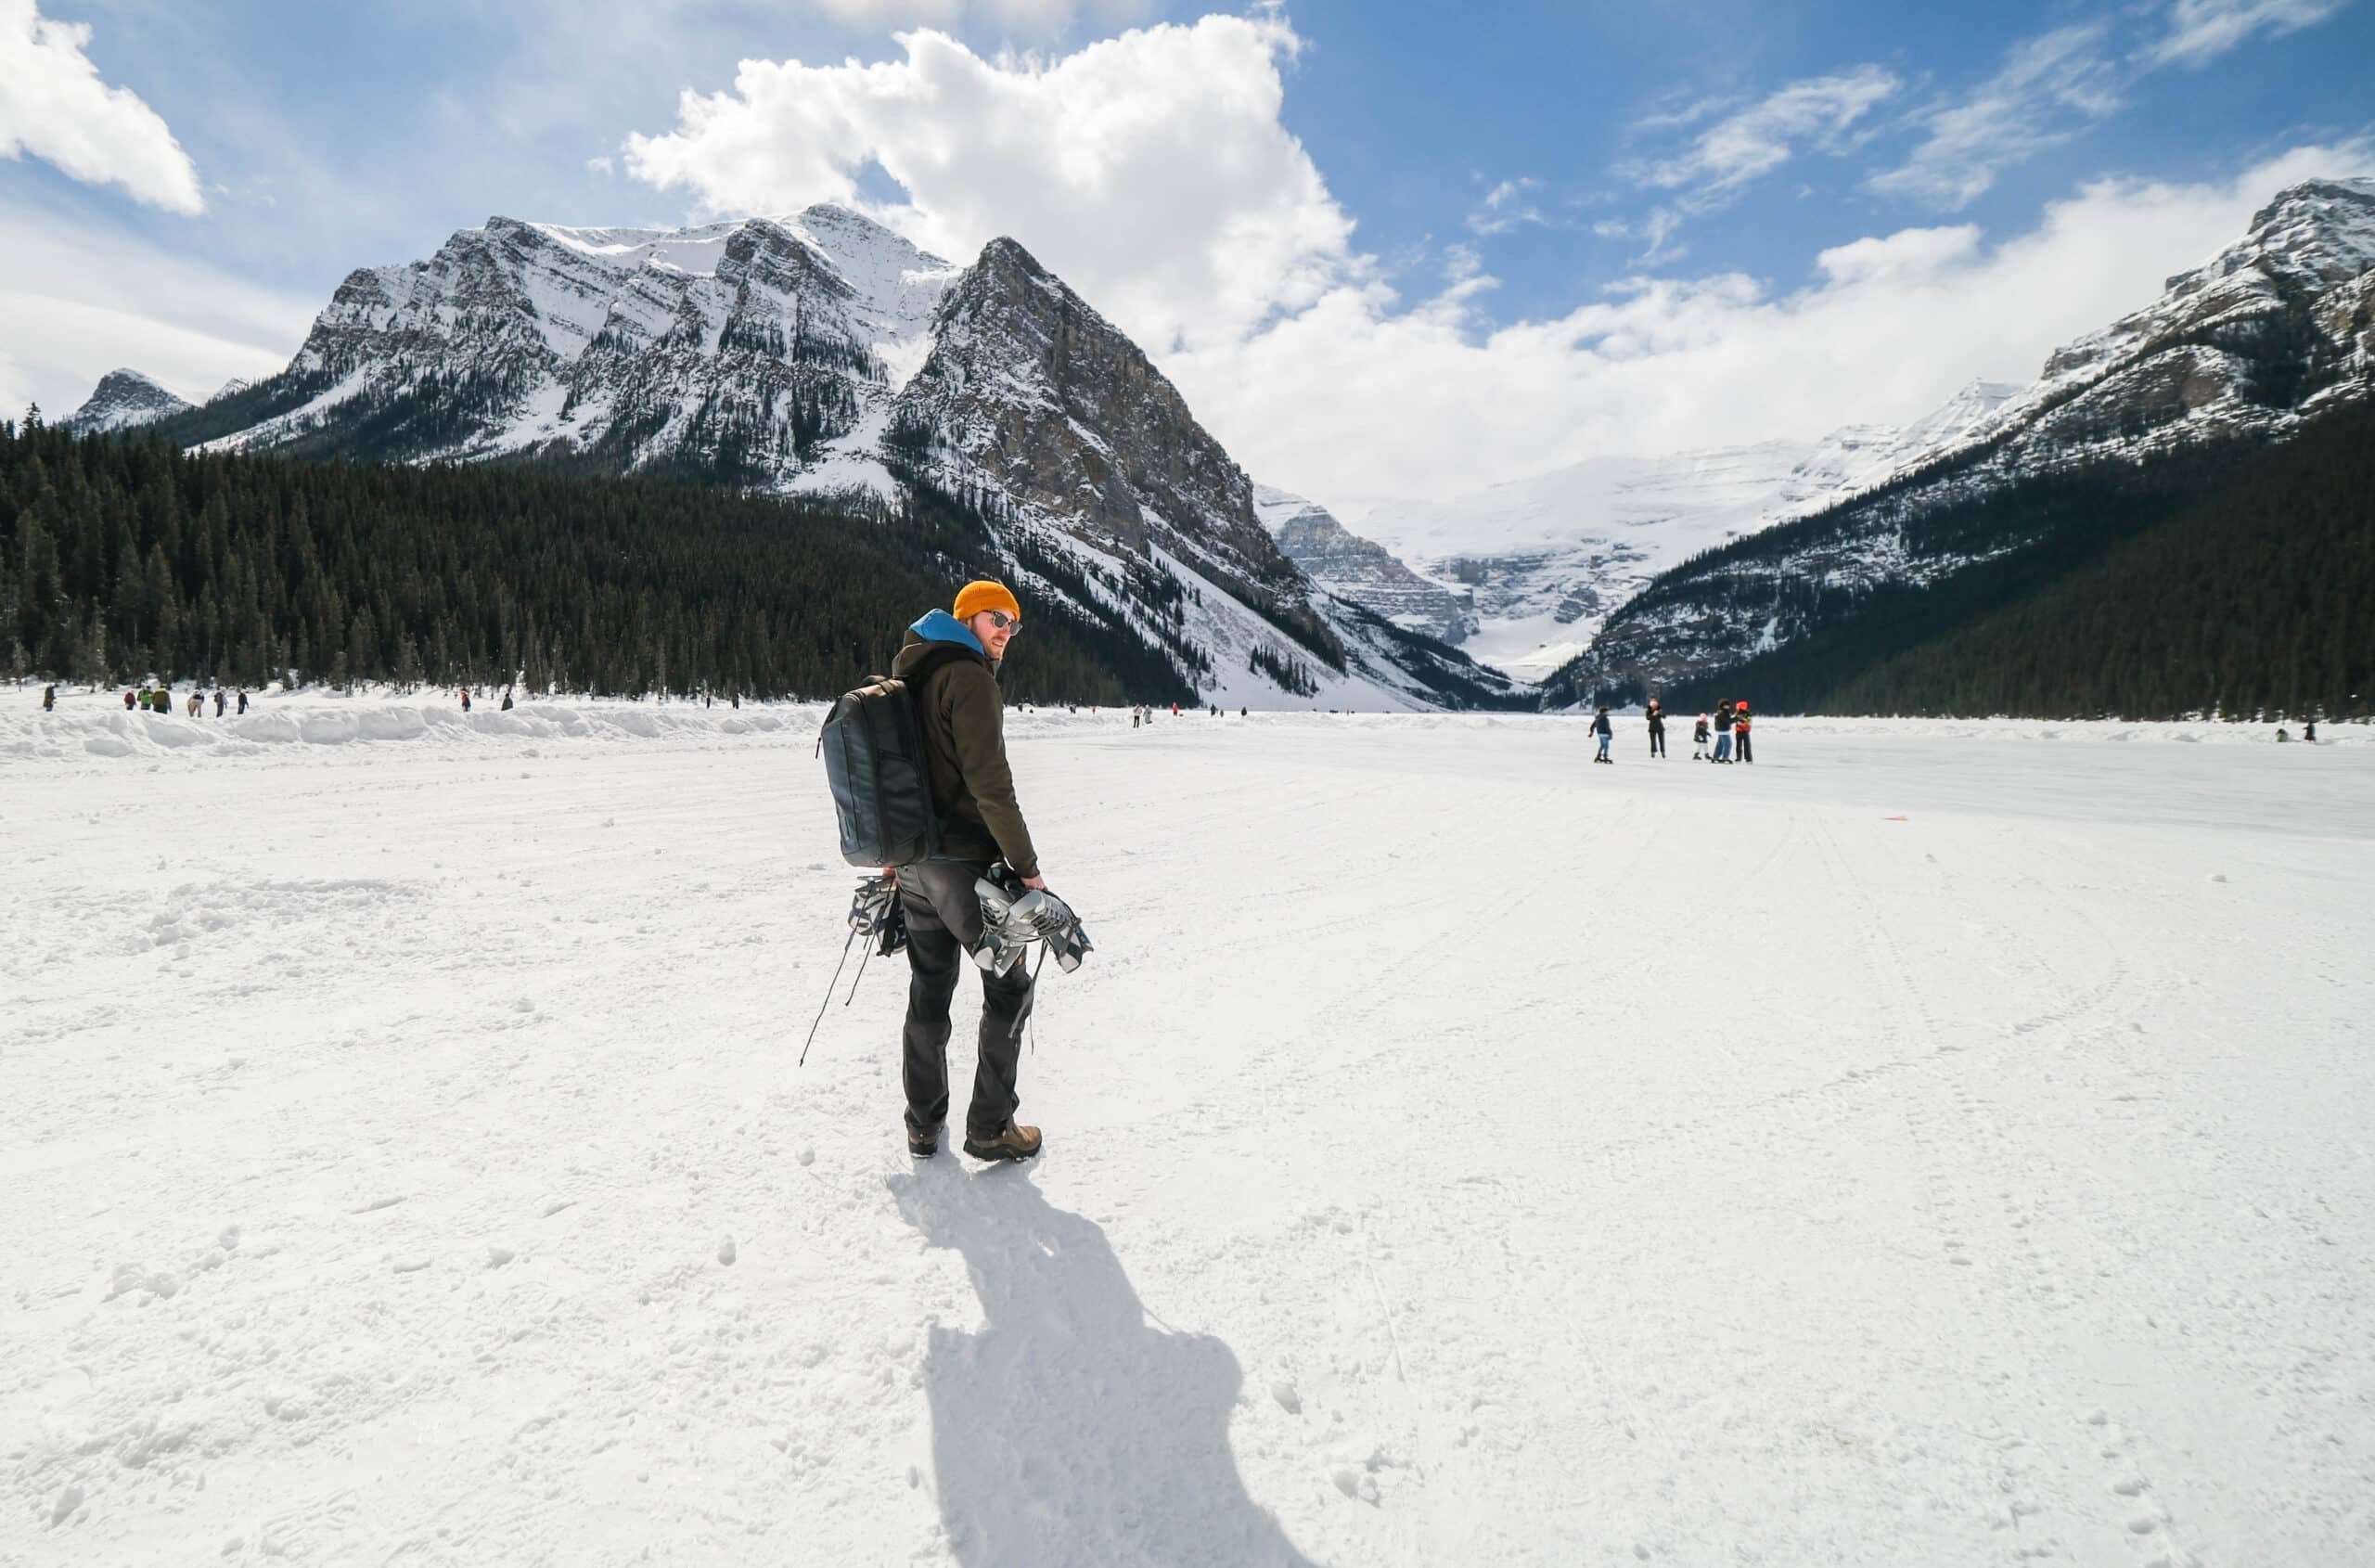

{"left": 953, "top": 580, "right": 1021, "bottom": 622}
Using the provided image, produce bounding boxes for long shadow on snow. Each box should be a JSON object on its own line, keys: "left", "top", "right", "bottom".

{"left": 890, "top": 1163, "right": 1323, "bottom": 1568}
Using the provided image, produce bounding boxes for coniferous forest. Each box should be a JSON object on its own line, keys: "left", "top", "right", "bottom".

{"left": 1816, "top": 400, "right": 2375, "bottom": 719}
{"left": 0, "top": 417, "right": 1195, "bottom": 707}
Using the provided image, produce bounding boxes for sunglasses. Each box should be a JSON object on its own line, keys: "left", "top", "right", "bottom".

{"left": 983, "top": 610, "right": 1021, "bottom": 634}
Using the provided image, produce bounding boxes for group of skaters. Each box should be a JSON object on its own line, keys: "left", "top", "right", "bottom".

{"left": 1129, "top": 702, "right": 1246, "bottom": 728}
{"left": 1588, "top": 696, "right": 1753, "bottom": 764}
{"left": 117, "top": 684, "right": 248, "bottom": 717}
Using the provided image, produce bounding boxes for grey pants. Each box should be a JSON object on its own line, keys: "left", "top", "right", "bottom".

{"left": 898, "top": 859, "right": 1034, "bottom": 1137}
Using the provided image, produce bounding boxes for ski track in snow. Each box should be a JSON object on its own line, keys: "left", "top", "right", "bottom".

{"left": 4, "top": 691, "right": 2372, "bottom": 1566}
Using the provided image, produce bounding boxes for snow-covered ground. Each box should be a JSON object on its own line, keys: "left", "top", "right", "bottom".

{"left": 6, "top": 689, "right": 2371, "bottom": 1567}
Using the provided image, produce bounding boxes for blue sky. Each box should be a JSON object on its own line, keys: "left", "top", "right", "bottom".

{"left": 3, "top": 0, "right": 2369, "bottom": 497}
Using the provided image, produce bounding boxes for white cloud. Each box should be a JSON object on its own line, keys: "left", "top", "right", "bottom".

{"left": 1468, "top": 176, "right": 1546, "bottom": 237}
{"left": 585, "top": 154, "right": 615, "bottom": 175}
{"left": 803, "top": 0, "right": 1152, "bottom": 29}
{"left": 1630, "top": 66, "right": 1900, "bottom": 204}
{"left": 1165, "top": 142, "right": 2375, "bottom": 507}
{"left": 1593, "top": 206, "right": 1687, "bottom": 263}
{"left": 1871, "top": 0, "right": 2349, "bottom": 211}
{"left": 1814, "top": 224, "right": 1984, "bottom": 286}
{"left": 0, "top": 195, "right": 318, "bottom": 418}
{"left": 2148, "top": 0, "right": 2350, "bottom": 68}
{"left": 0, "top": 0, "right": 203, "bottom": 212}
{"left": 624, "top": 17, "right": 1353, "bottom": 353}
{"left": 1868, "top": 24, "right": 2126, "bottom": 209}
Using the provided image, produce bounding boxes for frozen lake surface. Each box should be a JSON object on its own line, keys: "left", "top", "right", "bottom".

{"left": 5, "top": 692, "right": 2371, "bottom": 1566}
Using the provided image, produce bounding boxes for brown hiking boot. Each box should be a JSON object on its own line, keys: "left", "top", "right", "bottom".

{"left": 907, "top": 1123, "right": 942, "bottom": 1159}
{"left": 962, "top": 1122, "right": 1043, "bottom": 1162}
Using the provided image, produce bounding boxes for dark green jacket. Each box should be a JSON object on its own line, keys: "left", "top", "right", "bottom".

{"left": 891, "top": 619, "right": 1040, "bottom": 879}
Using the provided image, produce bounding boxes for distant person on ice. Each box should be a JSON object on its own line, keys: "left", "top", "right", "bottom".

{"left": 1590, "top": 705, "right": 1613, "bottom": 764}
{"left": 41, "top": 684, "right": 55, "bottom": 712}
{"left": 1733, "top": 700, "right": 1753, "bottom": 765}
{"left": 1646, "top": 697, "right": 1666, "bottom": 758}
{"left": 890, "top": 579, "right": 1045, "bottom": 1165}
{"left": 1691, "top": 712, "right": 1711, "bottom": 759}
{"left": 460, "top": 689, "right": 472, "bottom": 713}
{"left": 1713, "top": 700, "right": 1734, "bottom": 763}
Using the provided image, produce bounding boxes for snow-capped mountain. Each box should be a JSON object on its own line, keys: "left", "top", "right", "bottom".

{"left": 122, "top": 206, "right": 1495, "bottom": 709}
{"left": 1318, "top": 381, "right": 2018, "bottom": 682}
{"left": 1547, "top": 176, "right": 2375, "bottom": 705}
{"left": 1253, "top": 485, "right": 1475, "bottom": 645}
{"left": 186, "top": 207, "right": 957, "bottom": 485}
{"left": 60, "top": 369, "right": 193, "bottom": 433}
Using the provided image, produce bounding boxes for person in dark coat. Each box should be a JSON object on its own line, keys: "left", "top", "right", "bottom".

{"left": 1646, "top": 698, "right": 1666, "bottom": 758}
{"left": 41, "top": 684, "right": 55, "bottom": 712}
{"left": 1713, "top": 700, "right": 1734, "bottom": 763}
{"left": 237, "top": 689, "right": 249, "bottom": 714}
{"left": 1590, "top": 705, "right": 1614, "bottom": 764}
{"left": 888, "top": 580, "right": 1046, "bottom": 1165}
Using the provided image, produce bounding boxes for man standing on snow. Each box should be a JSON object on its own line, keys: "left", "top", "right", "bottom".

{"left": 891, "top": 579, "right": 1046, "bottom": 1164}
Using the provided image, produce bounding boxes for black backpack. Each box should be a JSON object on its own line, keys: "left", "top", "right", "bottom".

{"left": 818, "top": 645, "right": 975, "bottom": 868}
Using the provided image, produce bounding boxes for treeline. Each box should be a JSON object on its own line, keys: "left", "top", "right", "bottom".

{"left": 1644, "top": 400, "right": 2373, "bottom": 719}
{"left": 0, "top": 417, "right": 1193, "bottom": 706}
{"left": 1820, "top": 398, "right": 2375, "bottom": 719}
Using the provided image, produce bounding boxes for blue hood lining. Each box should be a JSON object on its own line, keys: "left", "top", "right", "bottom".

{"left": 910, "top": 609, "right": 985, "bottom": 655}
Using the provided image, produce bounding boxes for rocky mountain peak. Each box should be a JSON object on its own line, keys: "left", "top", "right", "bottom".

{"left": 61, "top": 368, "right": 194, "bottom": 433}
{"left": 895, "top": 233, "right": 1342, "bottom": 663}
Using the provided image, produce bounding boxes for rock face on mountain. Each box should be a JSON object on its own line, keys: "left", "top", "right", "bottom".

{"left": 61, "top": 370, "right": 192, "bottom": 433}
{"left": 1253, "top": 485, "right": 1474, "bottom": 644}
{"left": 888, "top": 238, "right": 1342, "bottom": 665}
{"left": 1993, "top": 178, "right": 2375, "bottom": 456}
{"left": 185, "top": 208, "right": 955, "bottom": 484}
{"left": 1545, "top": 177, "right": 2375, "bottom": 706}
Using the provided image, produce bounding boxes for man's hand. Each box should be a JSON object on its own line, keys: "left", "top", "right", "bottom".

{"left": 1021, "top": 873, "right": 1046, "bottom": 890}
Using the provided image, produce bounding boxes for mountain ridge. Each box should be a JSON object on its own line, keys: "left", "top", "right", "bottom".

{"left": 99, "top": 205, "right": 1499, "bottom": 709}
{"left": 1543, "top": 175, "right": 2375, "bottom": 708}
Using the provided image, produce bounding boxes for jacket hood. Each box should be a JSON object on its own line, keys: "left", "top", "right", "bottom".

{"left": 907, "top": 609, "right": 984, "bottom": 654}
{"left": 891, "top": 609, "right": 994, "bottom": 681}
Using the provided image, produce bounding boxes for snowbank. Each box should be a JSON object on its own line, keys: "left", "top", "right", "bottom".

{"left": 6, "top": 687, "right": 2359, "bottom": 771}
{"left": 0, "top": 689, "right": 815, "bottom": 765}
